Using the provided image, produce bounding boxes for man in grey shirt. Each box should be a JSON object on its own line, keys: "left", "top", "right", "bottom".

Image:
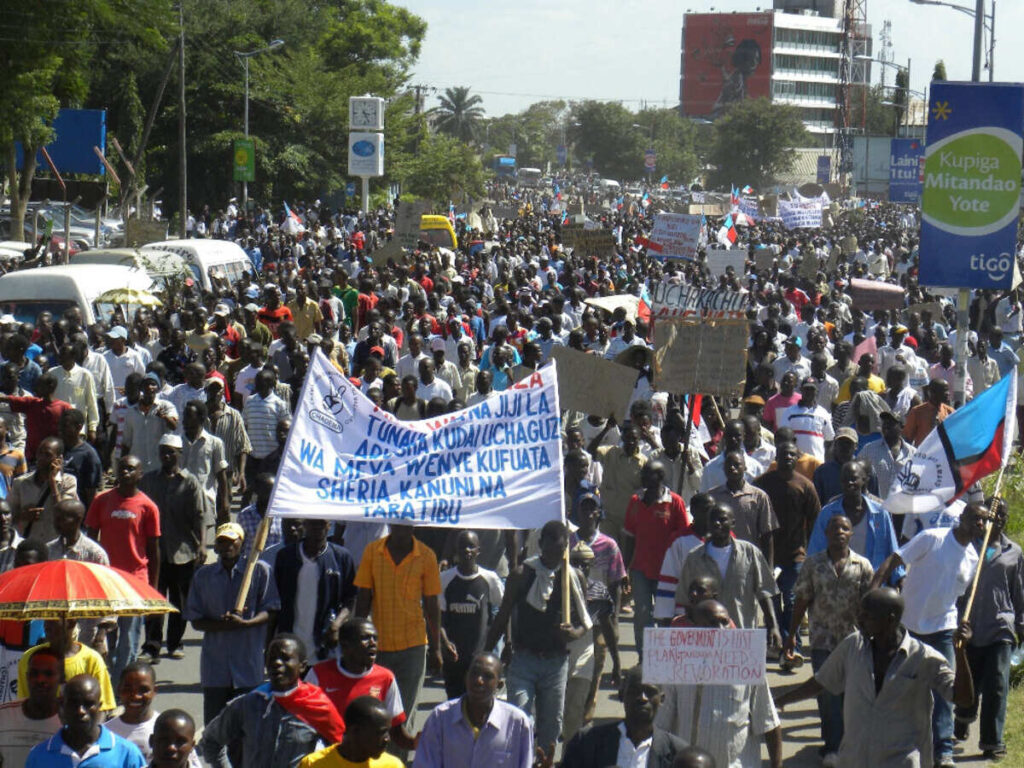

{"left": 776, "top": 587, "right": 972, "bottom": 767}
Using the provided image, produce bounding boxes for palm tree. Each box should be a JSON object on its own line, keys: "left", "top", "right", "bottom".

{"left": 433, "top": 86, "right": 485, "bottom": 143}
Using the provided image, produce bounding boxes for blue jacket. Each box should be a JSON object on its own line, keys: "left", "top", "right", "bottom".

{"left": 807, "top": 494, "right": 904, "bottom": 582}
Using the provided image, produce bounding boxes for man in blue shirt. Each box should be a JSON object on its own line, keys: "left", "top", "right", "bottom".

{"left": 807, "top": 459, "right": 901, "bottom": 576}
{"left": 27, "top": 674, "right": 144, "bottom": 768}
{"left": 183, "top": 522, "right": 280, "bottom": 726}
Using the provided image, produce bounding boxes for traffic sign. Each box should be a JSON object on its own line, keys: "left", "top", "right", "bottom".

{"left": 345, "top": 182, "right": 356, "bottom": 197}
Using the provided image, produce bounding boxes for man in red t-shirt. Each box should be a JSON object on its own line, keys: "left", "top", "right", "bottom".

{"left": 0, "top": 371, "right": 72, "bottom": 462}
{"left": 622, "top": 459, "right": 691, "bottom": 658}
{"left": 307, "top": 616, "right": 416, "bottom": 751}
{"left": 257, "top": 286, "right": 293, "bottom": 339}
{"left": 85, "top": 453, "right": 160, "bottom": 683}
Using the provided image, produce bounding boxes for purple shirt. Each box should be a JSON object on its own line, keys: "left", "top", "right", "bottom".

{"left": 413, "top": 697, "right": 533, "bottom": 768}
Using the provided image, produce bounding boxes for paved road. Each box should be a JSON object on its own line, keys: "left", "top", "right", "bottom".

{"left": 153, "top": 613, "right": 992, "bottom": 766}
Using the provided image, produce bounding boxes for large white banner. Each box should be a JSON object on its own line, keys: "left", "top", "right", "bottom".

{"left": 268, "top": 350, "right": 565, "bottom": 529}
{"left": 778, "top": 198, "right": 824, "bottom": 229}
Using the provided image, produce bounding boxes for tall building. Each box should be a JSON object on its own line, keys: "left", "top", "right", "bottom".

{"left": 679, "top": 7, "right": 871, "bottom": 148}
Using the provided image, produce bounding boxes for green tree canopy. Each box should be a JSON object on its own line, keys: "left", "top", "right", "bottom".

{"left": 707, "top": 98, "right": 810, "bottom": 189}
{"left": 933, "top": 60, "right": 947, "bottom": 81}
{"left": 433, "top": 86, "right": 484, "bottom": 144}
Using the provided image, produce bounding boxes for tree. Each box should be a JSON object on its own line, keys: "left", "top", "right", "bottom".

{"left": 569, "top": 101, "right": 644, "bottom": 180}
{"left": 402, "top": 133, "right": 484, "bottom": 202}
{"left": 707, "top": 98, "right": 809, "bottom": 189}
{"left": 933, "top": 60, "right": 947, "bottom": 81}
{"left": 482, "top": 100, "right": 567, "bottom": 169}
{"left": 636, "top": 107, "right": 700, "bottom": 185}
{"left": 433, "top": 87, "right": 485, "bottom": 143}
{"left": 851, "top": 84, "right": 903, "bottom": 136}
{"left": 0, "top": 1, "right": 171, "bottom": 241}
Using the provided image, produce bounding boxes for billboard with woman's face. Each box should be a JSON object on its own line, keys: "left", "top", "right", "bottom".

{"left": 682, "top": 13, "right": 773, "bottom": 118}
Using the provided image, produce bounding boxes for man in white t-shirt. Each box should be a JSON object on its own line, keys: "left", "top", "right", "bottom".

{"left": 415, "top": 358, "right": 453, "bottom": 404}
{"left": 777, "top": 378, "right": 835, "bottom": 462}
{"left": 0, "top": 646, "right": 61, "bottom": 767}
{"left": 870, "top": 502, "right": 990, "bottom": 768}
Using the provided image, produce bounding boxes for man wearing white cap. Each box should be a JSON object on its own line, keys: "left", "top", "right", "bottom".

{"left": 140, "top": 433, "right": 205, "bottom": 661}
{"left": 102, "top": 327, "right": 145, "bottom": 396}
{"left": 429, "top": 338, "right": 461, "bottom": 397}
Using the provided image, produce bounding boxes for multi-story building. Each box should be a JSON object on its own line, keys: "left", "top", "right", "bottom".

{"left": 679, "top": 6, "right": 871, "bottom": 148}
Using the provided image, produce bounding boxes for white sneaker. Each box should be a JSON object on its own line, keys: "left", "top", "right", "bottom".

{"left": 822, "top": 753, "right": 839, "bottom": 768}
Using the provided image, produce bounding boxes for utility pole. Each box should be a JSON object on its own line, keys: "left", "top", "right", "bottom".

{"left": 178, "top": 2, "right": 187, "bottom": 239}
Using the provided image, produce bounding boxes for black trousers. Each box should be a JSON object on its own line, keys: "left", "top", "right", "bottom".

{"left": 145, "top": 561, "right": 195, "bottom": 653}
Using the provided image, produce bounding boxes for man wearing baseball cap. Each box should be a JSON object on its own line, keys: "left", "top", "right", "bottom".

{"left": 184, "top": 520, "right": 280, "bottom": 726}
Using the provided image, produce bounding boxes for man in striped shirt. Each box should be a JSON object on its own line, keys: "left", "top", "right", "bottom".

{"left": 242, "top": 370, "right": 290, "bottom": 488}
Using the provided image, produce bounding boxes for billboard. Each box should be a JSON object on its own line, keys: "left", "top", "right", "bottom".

{"left": 15, "top": 109, "right": 107, "bottom": 175}
{"left": 919, "top": 82, "right": 1024, "bottom": 290}
{"left": 889, "top": 138, "right": 925, "bottom": 203}
{"left": 682, "top": 13, "right": 773, "bottom": 118}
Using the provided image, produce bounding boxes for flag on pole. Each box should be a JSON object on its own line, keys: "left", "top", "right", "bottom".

{"left": 282, "top": 202, "right": 305, "bottom": 234}
{"left": 886, "top": 369, "right": 1018, "bottom": 514}
{"left": 716, "top": 215, "right": 737, "bottom": 247}
{"left": 741, "top": 185, "right": 754, "bottom": 195}
{"left": 730, "top": 186, "right": 740, "bottom": 210}
{"left": 660, "top": 175, "right": 669, "bottom": 190}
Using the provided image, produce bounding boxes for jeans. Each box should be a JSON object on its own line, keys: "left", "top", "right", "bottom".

{"left": 507, "top": 650, "right": 569, "bottom": 751}
{"left": 912, "top": 629, "right": 955, "bottom": 760}
{"left": 812, "top": 649, "right": 843, "bottom": 754}
{"left": 954, "top": 642, "right": 1012, "bottom": 752}
{"left": 630, "top": 570, "right": 657, "bottom": 658}
{"left": 111, "top": 614, "right": 143, "bottom": 686}
{"left": 145, "top": 562, "right": 195, "bottom": 654}
{"left": 774, "top": 562, "right": 802, "bottom": 651}
{"left": 377, "top": 645, "right": 426, "bottom": 761}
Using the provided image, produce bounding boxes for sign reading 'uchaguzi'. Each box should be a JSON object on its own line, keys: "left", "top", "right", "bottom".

{"left": 267, "top": 350, "right": 565, "bottom": 530}
{"left": 919, "top": 82, "right": 1024, "bottom": 290}
{"left": 649, "top": 283, "right": 748, "bottom": 320}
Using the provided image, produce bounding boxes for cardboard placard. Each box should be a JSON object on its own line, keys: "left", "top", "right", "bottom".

{"left": 906, "top": 302, "right": 945, "bottom": 321}
{"left": 800, "top": 252, "right": 821, "bottom": 280}
{"left": 848, "top": 278, "right": 905, "bottom": 311}
{"left": 753, "top": 249, "right": 774, "bottom": 273}
{"left": 705, "top": 249, "right": 746, "bottom": 278}
{"left": 654, "top": 320, "right": 748, "bottom": 397}
{"left": 549, "top": 346, "right": 637, "bottom": 422}
{"left": 561, "top": 226, "right": 616, "bottom": 258}
{"left": 395, "top": 202, "right": 428, "bottom": 250}
{"left": 642, "top": 628, "right": 767, "bottom": 685}
{"left": 124, "top": 219, "right": 169, "bottom": 247}
{"left": 491, "top": 204, "right": 517, "bottom": 221}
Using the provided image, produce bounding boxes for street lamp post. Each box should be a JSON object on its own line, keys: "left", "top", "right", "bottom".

{"left": 909, "top": 0, "right": 994, "bottom": 81}
{"left": 234, "top": 39, "right": 284, "bottom": 209}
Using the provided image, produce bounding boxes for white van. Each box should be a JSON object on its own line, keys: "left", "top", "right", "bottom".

{"left": 141, "top": 239, "right": 253, "bottom": 292}
{"left": 70, "top": 248, "right": 188, "bottom": 290}
{"left": 0, "top": 264, "right": 156, "bottom": 326}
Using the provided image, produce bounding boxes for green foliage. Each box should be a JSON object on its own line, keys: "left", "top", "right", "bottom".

{"left": 402, "top": 133, "right": 485, "bottom": 203}
{"left": 706, "top": 98, "right": 810, "bottom": 189}
{"left": 0, "top": 0, "right": 172, "bottom": 239}
{"left": 483, "top": 100, "right": 568, "bottom": 170}
{"left": 566, "top": 101, "right": 699, "bottom": 182}
{"left": 851, "top": 84, "right": 904, "bottom": 137}
{"left": 933, "top": 60, "right": 947, "bottom": 81}
{"left": 433, "top": 87, "right": 485, "bottom": 144}
{"left": 86, "top": 0, "right": 428, "bottom": 212}
{"left": 569, "top": 101, "right": 643, "bottom": 180}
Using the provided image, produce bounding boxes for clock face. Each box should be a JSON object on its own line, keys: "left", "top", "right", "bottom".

{"left": 351, "top": 100, "right": 380, "bottom": 129}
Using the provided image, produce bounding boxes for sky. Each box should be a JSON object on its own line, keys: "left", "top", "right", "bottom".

{"left": 401, "top": 0, "right": 1013, "bottom": 118}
